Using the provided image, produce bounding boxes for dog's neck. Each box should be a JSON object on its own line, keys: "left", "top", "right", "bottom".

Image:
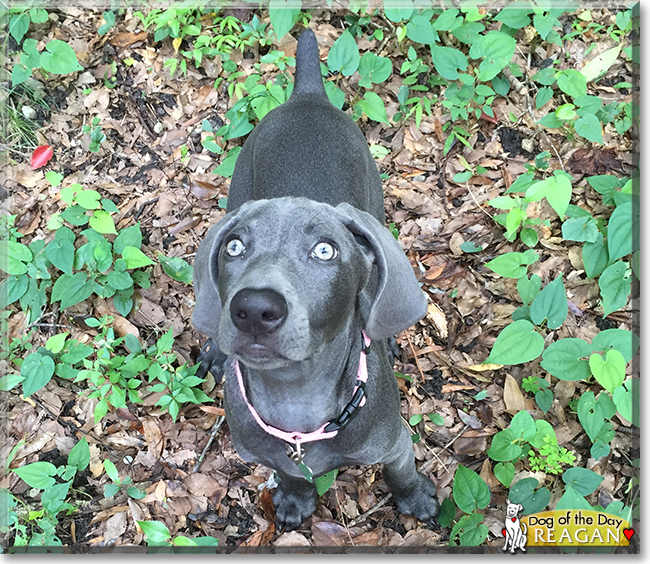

{"left": 239, "top": 318, "right": 364, "bottom": 433}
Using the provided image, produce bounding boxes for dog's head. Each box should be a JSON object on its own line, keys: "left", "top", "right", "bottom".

{"left": 192, "top": 198, "right": 427, "bottom": 369}
{"left": 505, "top": 499, "right": 524, "bottom": 519}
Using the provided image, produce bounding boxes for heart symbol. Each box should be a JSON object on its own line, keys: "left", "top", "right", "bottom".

{"left": 512, "top": 518, "right": 517, "bottom": 522}
{"left": 502, "top": 528, "right": 506, "bottom": 537}
{"left": 624, "top": 529, "right": 634, "bottom": 541}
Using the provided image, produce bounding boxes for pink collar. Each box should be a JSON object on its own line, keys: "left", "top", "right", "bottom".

{"left": 233, "top": 332, "right": 371, "bottom": 446}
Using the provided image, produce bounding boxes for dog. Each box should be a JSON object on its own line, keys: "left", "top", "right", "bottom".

{"left": 503, "top": 499, "right": 527, "bottom": 553}
{"left": 192, "top": 28, "right": 439, "bottom": 531}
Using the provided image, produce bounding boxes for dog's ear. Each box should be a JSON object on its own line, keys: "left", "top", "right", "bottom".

{"left": 506, "top": 499, "right": 511, "bottom": 505}
{"left": 335, "top": 203, "right": 427, "bottom": 340}
{"left": 191, "top": 210, "right": 242, "bottom": 339}
{"left": 518, "top": 504, "right": 524, "bottom": 512}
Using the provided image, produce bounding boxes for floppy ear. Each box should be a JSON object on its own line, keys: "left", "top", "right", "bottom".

{"left": 191, "top": 210, "right": 242, "bottom": 339}
{"left": 334, "top": 202, "right": 428, "bottom": 340}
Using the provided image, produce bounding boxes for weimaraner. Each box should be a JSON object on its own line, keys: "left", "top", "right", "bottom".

{"left": 192, "top": 28, "right": 439, "bottom": 531}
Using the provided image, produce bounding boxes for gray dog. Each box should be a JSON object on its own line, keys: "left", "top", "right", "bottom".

{"left": 192, "top": 28, "right": 439, "bottom": 531}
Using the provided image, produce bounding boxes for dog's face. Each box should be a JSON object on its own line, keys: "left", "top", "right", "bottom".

{"left": 214, "top": 198, "right": 373, "bottom": 369}
{"left": 505, "top": 499, "right": 523, "bottom": 519}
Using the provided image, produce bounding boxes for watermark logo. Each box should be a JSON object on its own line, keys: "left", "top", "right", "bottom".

{"left": 501, "top": 507, "right": 633, "bottom": 549}
{"left": 502, "top": 499, "right": 527, "bottom": 553}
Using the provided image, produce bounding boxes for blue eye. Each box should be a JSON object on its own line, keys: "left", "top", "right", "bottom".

{"left": 311, "top": 241, "right": 338, "bottom": 261}
{"left": 226, "top": 238, "right": 246, "bottom": 257}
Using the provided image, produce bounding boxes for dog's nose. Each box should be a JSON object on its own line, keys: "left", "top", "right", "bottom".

{"left": 229, "top": 288, "right": 288, "bottom": 335}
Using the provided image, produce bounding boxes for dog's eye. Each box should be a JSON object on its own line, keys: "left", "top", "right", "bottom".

{"left": 225, "top": 238, "right": 246, "bottom": 257}
{"left": 311, "top": 241, "right": 338, "bottom": 261}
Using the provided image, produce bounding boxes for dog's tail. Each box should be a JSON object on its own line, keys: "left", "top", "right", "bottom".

{"left": 293, "top": 28, "right": 326, "bottom": 97}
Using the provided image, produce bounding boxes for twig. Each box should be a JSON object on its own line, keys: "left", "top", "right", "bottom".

{"left": 347, "top": 493, "right": 393, "bottom": 528}
{"left": 465, "top": 182, "right": 493, "bottom": 219}
{"left": 405, "top": 333, "right": 426, "bottom": 384}
{"left": 192, "top": 414, "right": 225, "bottom": 473}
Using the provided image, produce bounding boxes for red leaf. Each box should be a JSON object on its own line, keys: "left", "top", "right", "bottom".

{"left": 480, "top": 110, "right": 498, "bottom": 124}
{"left": 31, "top": 145, "right": 53, "bottom": 170}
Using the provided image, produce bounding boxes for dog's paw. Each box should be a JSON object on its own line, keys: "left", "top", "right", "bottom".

{"left": 196, "top": 339, "right": 227, "bottom": 380}
{"left": 271, "top": 481, "right": 317, "bottom": 531}
{"left": 391, "top": 472, "right": 440, "bottom": 527}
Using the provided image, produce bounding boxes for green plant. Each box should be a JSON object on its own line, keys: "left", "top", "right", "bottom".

{"left": 7, "top": 439, "right": 90, "bottom": 546}
{"left": 528, "top": 434, "right": 576, "bottom": 475}
{"left": 82, "top": 116, "right": 107, "bottom": 152}
{"left": 438, "top": 465, "right": 490, "bottom": 546}
{"left": 102, "top": 459, "right": 145, "bottom": 500}
{"left": 138, "top": 520, "right": 219, "bottom": 548}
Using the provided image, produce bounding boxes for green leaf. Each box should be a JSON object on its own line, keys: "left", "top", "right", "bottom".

{"left": 0, "top": 240, "right": 33, "bottom": 275}
{"left": 599, "top": 261, "right": 631, "bottom": 317}
{"left": 555, "top": 484, "right": 592, "bottom": 511}
{"left": 269, "top": 0, "right": 301, "bottom": 39}
{"left": 575, "top": 113, "right": 603, "bottom": 144}
{"left": 562, "top": 217, "right": 599, "bottom": 243}
{"left": 485, "top": 252, "right": 530, "bottom": 278}
{"left": 107, "top": 270, "right": 133, "bottom": 291}
{"left": 357, "top": 91, "right": 389, "bottom": 124}
{"left": 314, "top": 469, "right": 338, "bottom": 496}
{"left": 469, "top": 31, "right": 516, "bottom": 81}
{"left": 384, "top": 0, "right": 414, "bottom": 23}
{"left": 358, "top": 52, "right": 392, "bottom": 85}
{"left": 562, "top": 467, "right": 603, "bottom": 496}
{"left": 510, "top": 410, "right": 537, "bottom": 442}
{"left": 494, "top": 9, "right": 531, "bottom": 29}
{"left": 494, "top": 462, "right": 515, "bottom": 487}
{"left": 525, "top": 173, "right": 572, "bottom": 218}
{"left": 485, "top": 320, "right": 544, "bottom": 365}
{"left": 556, "top": 69, "right": 587, "bottom": 99}
{"left": 68, "top": 438, "right": 90, "bottom": 471}
{"left": 517, "top": 273, "right": 541, "bottom": 305}
{"left": 452, "top": 465, "right": 490, "bottom": 513}
{"left": 487, "top": 428, "right": 522, "bottom": 462}
{"left": 533, "top": 12, "right": 557, "bottom": 40}
{"left": 508, "top": 477, "right": 550, "bottom": 514}
{"left": 0, "top": 275, "right": 29, "bottom": 308}
{"left": 9, "top": 13, "right": 30, "bottom": 43}
{"left": 114, "top": 223, "right": 143, "bottom": 254}
{"left": 44, "top": 239, "right": 75, "bottom": 275}
{"left": 327, "top": 30, "right": 359, "bottom": 76}
{"left": 156, "top": 253, "right": 193, "bottom": 284}
{"left": 612, "top": 378, "right": 639, "bottom": 426}
{"left": 460, "top": 241, "right": 483, "bottom": 253}
{"left": 406, "top": 15, "right": 438, "bottom": 45}
{"left": 607, "top": 201, "right": 638, "bottom": 261}
{"left": 39, "top": 39, "right": 83, "bottom": 74}
{"left": 530, "top": 419, "right": 556, "bottom": 449}
{"left": 577, "top": 392, "right": 612, "bottom": 443}
{"left": 21, "top": 352, "right": 55, "bottom": 397}
{"left": 46, "top": 332, "right": 68, "bottom": 354}
{"left": 455, "top": 513, "right": 489, "bottom": 546}
{"left": 530, "top": 275, "right": 568, "bottom": 329}
{"left": 12, "top": 461, "right": 57, "bottom": 489}
{"left": 520, "top": 227, "right": 538, "bottom": 247}
{"left": 581, "top": 46, "right": 621, "bottom": 82}
{"left": 540, "top": 338, "right": 592, "bottom": 381}
{"left": 138, "top": 520, "right": 171, "bottom": 543}
{"left": 536, "top": 86, "right": 553, "bottom": 109}
{"left": 51, "top": 272, "right": 95, "bottom": 309}
{"left": 104, "top": 483, "right": 120, "bottom": 498}
{"left": 589, "top": 349, "right": 626, "bottom": 393}
{"left": 74, "top": 189, "right": 101, "bottom": 210}
{"left": 103, "top": 459, "right": 120, "bottom": 483}
{"left": 535, "top": 389, "right": 553, "bottom": 413}
{"left": 592, "top": 329, "right": 639, "bottom": 363}
{"left": 582, "top": 232, "right": 609, "bottom": 278}
{"left": 431, "top": 45, "right": 468, "bottom": 80}
{"left": 122, "top": 246, "right": 155, "bottom": 269}
{"left": 89, "top": 210, "right": 117, "bottom": 235}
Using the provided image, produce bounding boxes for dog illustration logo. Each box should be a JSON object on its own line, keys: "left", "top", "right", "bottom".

{"left": 503, "top": 499, "right": 527, "bottom": 553}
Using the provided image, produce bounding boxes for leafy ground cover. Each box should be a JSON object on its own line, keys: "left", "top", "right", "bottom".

{"left": 0, "top": 1, "right": 639, "bottom": 552}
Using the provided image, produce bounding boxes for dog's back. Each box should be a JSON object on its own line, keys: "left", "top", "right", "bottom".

{"left": 225, "top": 29, "right": 385, "bottom": 221}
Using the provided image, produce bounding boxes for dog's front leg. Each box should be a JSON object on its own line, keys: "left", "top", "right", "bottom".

{"left": 382, "top": 427, "right": 440, "bottom": 525}
{"left": 271, "top": 470, "right": 318, "bottom": 531}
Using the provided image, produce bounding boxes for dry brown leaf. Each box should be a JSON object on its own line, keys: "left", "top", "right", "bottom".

{"left": 503, "top": 373, "right": 526, "bottom": 414}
